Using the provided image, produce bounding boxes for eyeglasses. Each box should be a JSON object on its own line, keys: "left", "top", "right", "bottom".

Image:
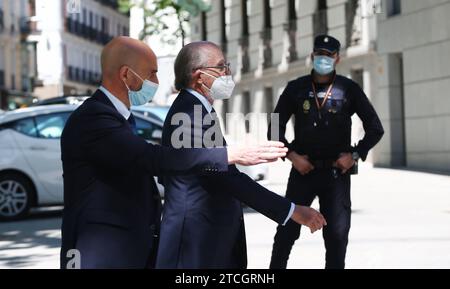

{"left": 195, "top": 62, "right": 231, "bottom": 75}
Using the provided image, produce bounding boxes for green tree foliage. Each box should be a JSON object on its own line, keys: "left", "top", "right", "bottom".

{"left": 119, "top": 0, "right": 211, "bottom": 46}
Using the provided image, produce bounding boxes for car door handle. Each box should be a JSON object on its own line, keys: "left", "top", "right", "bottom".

{"left": 29, "top": 146, "right": 47, "bottom": 151}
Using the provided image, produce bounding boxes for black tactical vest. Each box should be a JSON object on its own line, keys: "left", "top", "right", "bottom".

{"left": 294, "top": 75, "right": 352, "bottom": 159}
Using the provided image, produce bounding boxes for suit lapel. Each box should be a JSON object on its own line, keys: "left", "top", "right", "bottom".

{"left": 182, "top": 90, "right": 227, "bottom": 147}
{"left": 91, "top": 89, "right": 135, "bottom": 133}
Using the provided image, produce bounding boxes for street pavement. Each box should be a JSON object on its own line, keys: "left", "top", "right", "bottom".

{"left": 0, "top": 161, "right": 449, "bottom": 269}
{"left": 246, "top": 161, "right": 450, "bottom": 269}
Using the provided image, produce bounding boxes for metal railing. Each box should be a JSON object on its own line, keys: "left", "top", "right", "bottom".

{"left": 238, "top": 35, "right": 250, "bottom": 74}
{"left": 67, "top": 66, "right": 100, "bottom": 85}
{"left": 313, "top": 9, "right": 328, "bottom": 36}
{"left": 0, "top": 9, "right": 4, "bottom": 32}
{"left": 283, "top": 19, "right": 298, "bottom": 63}
{"left": 66, "top": 18, "right": 114, "bottom": 45}
{"left": 346, "top": 0, "right": 362, "bottom": 47}
{"left": 0, "top": 70, "right": 4, "bottom": 87}
{"left": 260, "top": 28, "right": 272, "bottom": 69}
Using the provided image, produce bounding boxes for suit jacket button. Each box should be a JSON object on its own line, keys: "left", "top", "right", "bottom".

{"left": 150, "top": 224, "right": 156, "bottom": 230}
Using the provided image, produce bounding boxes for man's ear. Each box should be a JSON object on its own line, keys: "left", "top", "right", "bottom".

{"left": 335, "top": 55, "right": 341, "bottom": 65}
{"left": 119, "top": 66, "right": 129, "bottom": 82}
{"left": 192, "top": 70, "right": 203, "bottom": 85}
{"left": 310, "top": 53, "right": 314, "bottom": 62}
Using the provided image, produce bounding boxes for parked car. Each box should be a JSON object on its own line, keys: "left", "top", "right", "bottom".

{"left": 0, "top": 102, "right": 268, "bottom": 220}
{"left": 0, "top": 104, "right": 164, "bottom": 221}
{"left": 30, "top": 95, "right": 89, "bottom": 106}
{"left": 31, "top": 95, "right": 171, "bottom": 123}
{"left": 131, "top": 104, "right": 171, "bottom": 123}
{"left": 132, "top": 104, "right": 269, "bottom": 182}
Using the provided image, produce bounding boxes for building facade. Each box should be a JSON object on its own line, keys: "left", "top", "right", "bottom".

{"left": 189, "top": 0, "right": 450, "bottom": 172}
{"left": 376, "top": 0, "right": 450, "bottom": 172}
{"left": 0, "top": 0, "right": 39, "bottom": 110}
{"left": 32, "top": 0, "right": 129, "bottom": 99}
{"left": 189, "top": 0, "right": 381, "bottom": 164}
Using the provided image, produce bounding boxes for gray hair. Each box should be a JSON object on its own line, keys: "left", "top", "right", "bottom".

{"left": 174, "top": 41, "right": 221, "bottom": 91}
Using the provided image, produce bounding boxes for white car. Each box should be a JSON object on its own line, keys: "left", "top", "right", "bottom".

{"left": 0, "top": 103, "right": 268, "bottom": 221}
{"left": 0, "top": 104, "right": 165, "bottom": 221}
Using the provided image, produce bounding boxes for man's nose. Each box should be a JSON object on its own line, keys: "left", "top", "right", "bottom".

{"left": 151, "top": 76, "right": 159, "bottom": 84}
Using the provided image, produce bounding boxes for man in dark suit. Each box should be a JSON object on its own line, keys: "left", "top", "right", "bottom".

{"left": 156, "top": 41, "right": 327, "bottom": 269}
{"left": 60, "top": 37, "right": 289, "bottom": 269}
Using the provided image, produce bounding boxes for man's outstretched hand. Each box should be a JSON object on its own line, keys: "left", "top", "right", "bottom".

{"left": 291, "top": 205, "right": 327, "bottom": 233}
{"left": 227, "top": 141, "right": 288, "bottom": 166}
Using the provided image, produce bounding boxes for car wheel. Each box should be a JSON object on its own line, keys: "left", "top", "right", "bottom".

{"left": 0, "top": 173, "right": 34, "bottom": 221}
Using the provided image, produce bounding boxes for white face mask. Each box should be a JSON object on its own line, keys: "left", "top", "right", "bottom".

{"left": 200, "top": 71, "right": 235, "bottom": 100}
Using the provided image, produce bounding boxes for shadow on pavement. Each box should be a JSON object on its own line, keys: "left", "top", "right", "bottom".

{"left": 0, "top": 206, "right": 63, "bottom": 268}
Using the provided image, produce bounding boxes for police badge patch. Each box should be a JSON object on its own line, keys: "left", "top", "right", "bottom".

{"left": 303, "top": 100, "right": 310, "bottom": 113}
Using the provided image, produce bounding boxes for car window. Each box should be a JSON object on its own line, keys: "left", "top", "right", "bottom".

{"left": 135, "top": 116, "right": 157, "bottom": 141}
{"left": 35, "top": 112, "right": 71, "bottom": 139}
{"left": 9, "top": 118, "right": 38, "bottom": 137}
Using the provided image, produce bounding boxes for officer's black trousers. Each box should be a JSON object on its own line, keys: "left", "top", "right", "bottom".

{"left": 270, "top": 168, "right": 352, "bottom": 269}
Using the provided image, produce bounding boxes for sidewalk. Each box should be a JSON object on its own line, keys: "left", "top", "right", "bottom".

{"left": 0, "top": 162, "right": 449, "bottom": 268}
{"left": 245, "top": 161, "right": 450, "bottom": 268}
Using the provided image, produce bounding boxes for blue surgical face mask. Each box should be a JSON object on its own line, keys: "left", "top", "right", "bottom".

{"left": 313, "top": 55, "right": 336, "bottom": 75}
{"left": 123, "top": 68, "right": 159, "bottom": 106}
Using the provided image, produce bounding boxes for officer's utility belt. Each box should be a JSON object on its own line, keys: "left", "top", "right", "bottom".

{"left": 310, "top": 158, "right": 359, "bottom": 175}
{"left": 310, "top": 159, "right": 335, "bottom": 169}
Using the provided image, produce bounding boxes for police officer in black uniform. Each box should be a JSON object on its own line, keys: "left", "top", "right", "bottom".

{"left": 268, "top": 35, "right": 384, "bottom": 269}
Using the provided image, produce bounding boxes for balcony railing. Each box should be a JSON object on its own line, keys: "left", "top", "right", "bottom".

{"left": 283, "top": 20, "right": 298, "bottom": 63}
{"left": 0, "top": 70, "right": 5, "bottom": 87}
{"left": 260, "top": 28, "right": 272, "bottom": 69}
{"left": 97, "top": 0, "right": 119, "bottom": 9}
{"left": 22, "top": 75, "right": 32, "bottom": 92}
{"left": 67, "top": 65, "right": 101, "bottom": 85}
{"left": 66, "top": 18, "right": 115, "bottom": 45}
{"left": 313, "top": 9, "right": 328, "bottom": 36}
{"left": 238, "top": 35, "right": 250, "bottom": 74}
{"left": 346, "top": 0, "right": 362, "bottom": 47}
{"left": 0, "top": 9, "right": 4, "bottom": 32}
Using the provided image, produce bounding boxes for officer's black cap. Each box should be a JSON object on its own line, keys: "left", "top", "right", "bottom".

{"left": 314, "top": 35, "right": 341, "bottom": 54}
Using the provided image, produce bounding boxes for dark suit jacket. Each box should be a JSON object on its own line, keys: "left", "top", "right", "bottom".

{"left": 60, "top": 89, "right": 228, "bottom": 269}
{"left": 156, "top": 90, "right": 292, "bottom": 269}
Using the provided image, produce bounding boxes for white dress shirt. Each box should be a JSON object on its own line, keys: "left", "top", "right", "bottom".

{"left": 186, "top": 88, "right": 213, "bottom": 114}
{"left": 99, "top": 86, "right": 131, "bottom": 120}
{"left": 185, "top": 88, "right": 295, "bottom": 225}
